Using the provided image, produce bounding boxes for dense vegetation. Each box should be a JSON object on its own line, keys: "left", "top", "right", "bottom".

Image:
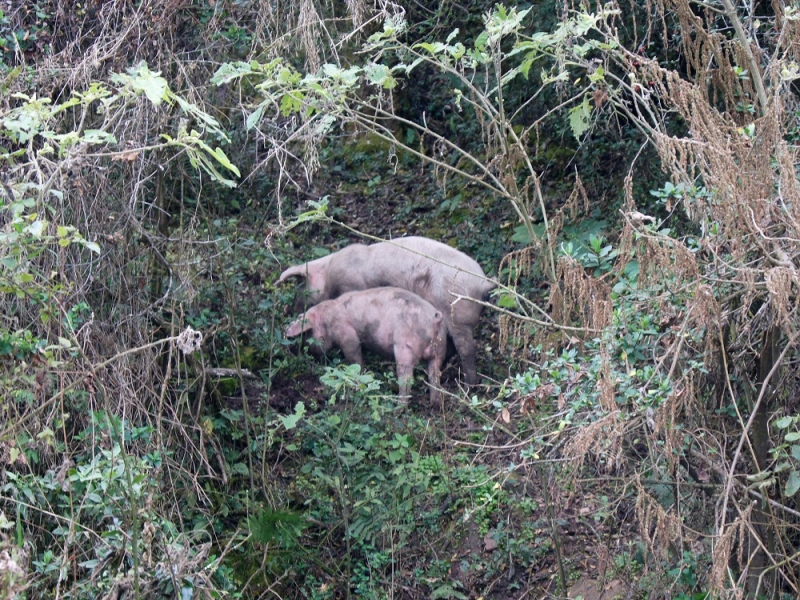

{"left": 2, "top": 0, "right": 800, "bottom": 598}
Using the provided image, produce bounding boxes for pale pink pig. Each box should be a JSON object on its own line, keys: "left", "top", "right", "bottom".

{"left": 278, "top": 236, "right": 494, "bottom": 385}
{"left": 285, "top": 287, "right": 447, "bottom": 403}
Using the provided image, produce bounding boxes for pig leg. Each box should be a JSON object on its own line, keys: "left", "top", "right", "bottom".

{"left": 394, "top": 345, "right": 416, "bottom": 400}
{"left": 336, "top": 328, "right": 364, "bottom": 367}
{"left": 427, "top": 355, "right": 442, "bottom": 404}
{"left": 450, "top": 324, "right": 478, "bottom": 385}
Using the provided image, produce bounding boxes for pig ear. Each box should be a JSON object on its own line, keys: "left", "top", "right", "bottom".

{"left": 277, "top": 264, "right": 309, "bottom": 285}
{"left": 286, "top": 313, "right": 314, "bottom": 337}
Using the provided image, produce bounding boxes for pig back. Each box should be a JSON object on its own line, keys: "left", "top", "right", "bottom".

{"left": 371, "top": 237, "right": 493, "bottom": 325}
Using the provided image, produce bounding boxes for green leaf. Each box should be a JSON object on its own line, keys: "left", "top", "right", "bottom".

{"left": 415, "top": 42, "right": 446, "bottom": 55}
{"left": 511, "top": 224, "right": 531, "bottom": 244}
{"left": 79, "top": 559, "right": 102, "bottom": 569}
{"left": 280, "top": 92, "right": 303, "bottom": 116}
{"left": 589, "top": 65, "right": 606, "bottom": 83}
{"left": 26, "top": 219, "right": 45, "bottom": 237}
{"left": 111, "top": 62, "right": 170, "bottom": 106}
{"left": 786, "top": 432, "right": 800, "bottom": 442}
{"left": 82, "top": 129, "right": 117, "bottom": 144}
{"left": 364, "top": 63, "right": 396, "bottom": 89}
{"left": 232, "top": 462, "right": 249, "bottom": 476}
{"left": 279, "top": 402, "right": 306, "bottom": 430}
{"left": 785, "top": 470, "right": 800, "bottom": 496}
{"left": 56, "top": 226, "right": 70, "bottom": 238}
{"left": 498, "top": 294, "right": 517, "bottom": 309}
{"left": 0, "top": 256, "right": 17, "bottom": 270}
{"left": 776, "top": 416, "right": 794, "bottom": 429}
{"left": 568, "top": 95, "right": 592, "bottom": 140}
{"left": 210, "top": 61, "right": 257, "bottom": 85}
{"left": 430, "top": 584, "right": 467, "bottom": 600}
{"left": 172, "top": 94, "right": 227, "bottom": 139}
{"left": 212, "top": 147, "right": 241, "bottom": 177}
{"left": 83, "top": 241, "right": 101, "bottom": 254}
{"left": 246, "top": 103, "right": 266, "bottom": 130}
{"left": 791, "top": 445, "right": 800, "bottom": 462}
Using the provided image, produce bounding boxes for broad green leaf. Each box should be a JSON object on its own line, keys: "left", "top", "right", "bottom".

{"left": 26, "top": 220, "right": 45, "bottom": 237}
{"left": 112, "top": 62, "right": 169, "bottom": 106}
{"left": 449, "top": 42, "right": 466, "bottom": 60}
{"left": 83, "top": 241, "right": 101, "bottom": 254}
{"left": 786, "top": 432, "right": 800, "bottom": 442}
{"left": 568, "top": 96, "right": 592, "bottom": 140}
{"left": 280, "top": 92, "right": 303, "bottom": 116}
{"left": 776, "top": 416, "right": 794, "bottom": 429}
{"left": 212, "top": 147, "right": 241, "bottom": 177}
{"left": 589, "top": 65, "right": 606, "bottom": 83}
{"left": 172, "top": 95, "right": 226, "bottom": 139}
{"left": 232, "top": 462, "right": 249, "bottom": 476}
{"left": 364, "top": 63, "right": 396, "bottom": 89}
{"left": 415, "top": 42, "right": 447, "bottom": 55}
{"left": 431, "top": 584, "right": 468, "bottom": 600}
{"left": 0, "top": 256, "right": 18, "bottom": 270}
{"left": 279, "top": 402, "right": 306, "bottom": 430}
{"left": 210, "top": 61, "right": 256, "bottom": 85}
{"left": 498, "top": 294, "right": 517, "bottom": 309}
{"left": 786, "top": 470, "right": 800, "bottom": 496}
{"left": 313, "top": 114, "right": 337, "bottom": 135}
{"left": 82, "top": 129, "right": 117, "bottom": 144}
{"left": 246, "top": 103, "right": 267, "bottom": 130}
{"left": 56, "top": 226, "right": 70, "bottom": 238}
{"left": 276, "top": 66, "right": 302, "bottom": 85}
{"left": 792, "top": 445, "right": 800, "bottom": 462}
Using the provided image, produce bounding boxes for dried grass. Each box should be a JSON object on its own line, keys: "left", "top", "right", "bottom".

{"left": 635, "top": 478, "right": 682, "bottom": 560}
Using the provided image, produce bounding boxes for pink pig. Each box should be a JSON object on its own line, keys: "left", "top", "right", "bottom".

{"left": 285, "top": 287, "right": 447, "bottom": 403}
